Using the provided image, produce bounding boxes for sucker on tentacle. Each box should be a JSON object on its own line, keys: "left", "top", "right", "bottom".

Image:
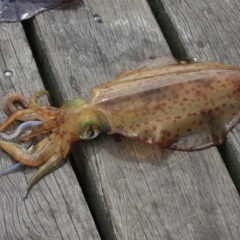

{"left": 0, "top": 55, "right": 240, "bottom": 199}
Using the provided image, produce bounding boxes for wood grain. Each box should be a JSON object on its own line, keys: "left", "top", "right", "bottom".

{"left": 0, "top": 23, "right": 100, "bottom": 239}
{"left": 23, "top": 0, "right": 240, "bottom": 239}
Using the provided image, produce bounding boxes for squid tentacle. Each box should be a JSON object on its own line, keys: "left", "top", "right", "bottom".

{"left": 22, "top": 151, "right": 64, "bottom": 200}
{"left": 1, "top": 92, "right": 45, "bottom": 122}
{"left": 22, "top": 136, "right": 73, "bottom": 199}
{"left": 0, "top": 120, "right": 42, "bottom": 140}
{"left": 31, "top": 133, "right": 57, "bottom": 152}
{"left": 29, "top": 90, "right": 59, "bottom": 119}
{"left": 0, "top": 139, "right": 58, "bottom": 166}
{"left": 20, "top": 119, "right": 58, "bottom": 141}
{"left": 0, "top": 109, "right": 36, "bottom": 132}
{"left": 2, "top": 92, "right": 28, "bottom": 115}
{"left": 0, "top": 163, "right": 26, "bottom": 176}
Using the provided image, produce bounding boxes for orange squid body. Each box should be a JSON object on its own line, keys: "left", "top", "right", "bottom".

{"left": 91, "top": 60, "right": 240, "bottom": 150}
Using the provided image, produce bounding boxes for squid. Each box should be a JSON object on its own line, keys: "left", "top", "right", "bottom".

{"left": 0, "top": 55, "right": 240, "bottom": 199}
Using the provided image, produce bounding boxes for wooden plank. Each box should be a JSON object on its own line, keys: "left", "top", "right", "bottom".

{"left": 27, "top": 0, "right": 240, "bottom": 239}
{"left": 151, "top": 0, "right": 240, "bottom": 190}
{"left": 0, "top": 23, "right": 100, "bottom": 239}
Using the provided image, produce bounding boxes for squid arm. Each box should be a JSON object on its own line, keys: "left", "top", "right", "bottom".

{"left": 22, "top": 150, "right": 65, "bottom": 200}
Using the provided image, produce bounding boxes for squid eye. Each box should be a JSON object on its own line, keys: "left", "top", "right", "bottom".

{"left": 80, "top": 125, "right": 100, "bottom": 140}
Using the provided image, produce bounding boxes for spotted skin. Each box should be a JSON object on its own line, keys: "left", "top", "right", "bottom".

{"left": 91, "top": 60, "right": 240, "bottom": 150}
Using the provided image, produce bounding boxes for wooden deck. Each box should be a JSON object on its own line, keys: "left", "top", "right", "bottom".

{"left": 0, "top": 0, "right": 240, "bottom": 239}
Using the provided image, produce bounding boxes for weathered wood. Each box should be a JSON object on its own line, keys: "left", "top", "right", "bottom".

{"left": 151, "top": 0, "right": 240, "bottom": 190}
{"left": 25, "top": 0, "right": 240, "bottom": 239}
{"left": 0, "top": 23, "right": 100, "bottom": 239}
